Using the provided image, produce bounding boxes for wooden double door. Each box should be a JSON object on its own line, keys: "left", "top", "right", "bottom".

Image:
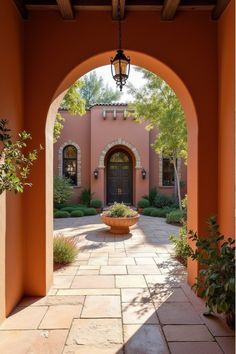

{"left": 107, "top": 150, "right": 133, "bottom": 205}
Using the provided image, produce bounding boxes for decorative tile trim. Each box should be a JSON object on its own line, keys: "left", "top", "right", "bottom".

{"left": 58, "top": 140, "right": 81, "bottom": 187}
{"left": 98, "top": 138, "right": 142, "bottom": 169}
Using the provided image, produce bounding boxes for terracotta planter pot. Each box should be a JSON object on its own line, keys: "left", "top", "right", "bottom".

{"left": 101, "top": 213, "right": 140, "bottom": 234}
{"left": 96, "top": 208, "right": 102, "bottom": 214}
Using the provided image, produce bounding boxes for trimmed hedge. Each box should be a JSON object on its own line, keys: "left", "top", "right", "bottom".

{"left": 142, "top": 207, "right": 157, "bottom": 216}
{"left": 137, "top": 198, "right": 150, "bottom": 209}
{"left": 54, "top": 210, "right": 70, "bottom": 218}
{"left": 70, "top": 210, "right": 84, "bottom": 217}
{"left": 166, "top": 209, "right": 184, "bottom": 225}
{"left": 90, "top": 199, "right": 102, "bottom": 208}
{"left": 151, "top": 207, "right": 173, "bottom": 218}
{"left": 83, "top": 208, "right": 97, "bottom": 216}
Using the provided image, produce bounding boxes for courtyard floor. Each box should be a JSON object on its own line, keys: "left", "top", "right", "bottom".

{"left": 0, "top": 215, "right": 234, "bottom": 354}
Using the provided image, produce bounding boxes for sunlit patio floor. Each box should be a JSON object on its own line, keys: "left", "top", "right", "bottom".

{"left": 0, "top": 215, "right": 234, "bottom": 354}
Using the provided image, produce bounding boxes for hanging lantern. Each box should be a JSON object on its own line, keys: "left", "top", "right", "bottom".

{"left": 111, "top": 0, "right": 130, "bottom": 91}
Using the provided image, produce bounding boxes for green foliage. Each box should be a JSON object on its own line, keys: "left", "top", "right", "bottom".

{"left": 90, "top": 199, "right": 102, "bottom": 208}
{"left": 189, "top": 216, "right": 235, "bottom": 321}
{"left": 148, "top": 187, "right": 158, "bottom": 206}
{"left": 80, "top": 71, "right": 122, "bottom": 107}
{"left": 128, "top": 68, "right": 187, "bottom": 210}
{"left": 53, "top": 176, "right": 72, "bottom": 205}
{"left": 70, "top": 209, "right": 84, "bottom": 217}
{"left": 0, "top": 119, "right": 39, "bottom": 194}
{"left": 53, "top": 79, "right": 86, "bottom": 142}
{"left": 169, "top": 224, "right": 191, "bottom": 266}
{"left": 137, "top": 198, "right": 150, "bottom": 208}
{"left": 54, "top": 210, "right": 70, "bottom": 218}
{"left": 142, "top": 207, "right": 157, "bottom": 216}
{"left": 166, "top": 209, "right": 184, "bottom": 224}
{"left": 53, "top": 234, "right": 78, "bottom": 264}
{"left": 151, "top": 207, "right": 173, "bottom": 218}
{"left": 60, "top": 206, "right": 77, "bottom": 213}
{"left": 154, "top": 192, "right": 174, "bottom": 208}
{"left": 104, "top": 203, "right": 138, "bottom": 218}
{"left": 83, "top": 208, "right": 97, "bottom": 216}
{"left": 80, "top": 188, "right": 94, "bottom": 207}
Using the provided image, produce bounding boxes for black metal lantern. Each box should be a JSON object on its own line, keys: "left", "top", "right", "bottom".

{"left": 141, "top": 168, "right": 146, "bottom": 179}
{"left": 93, "top": 168, "right": 99, "bottom": 179}
{"left": 111, "top": 0, "right": 130, "bottom": 91}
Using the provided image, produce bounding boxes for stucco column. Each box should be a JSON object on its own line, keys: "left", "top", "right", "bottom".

{"left": 91, "top": 168, "right": 105, "bottom": 205}
{"left": 0, "top": 192, "right": 6, "bottom": 321}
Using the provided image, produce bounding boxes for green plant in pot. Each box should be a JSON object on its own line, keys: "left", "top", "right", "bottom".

{"left": 189, "top": 216, "right": 235, "bottom": 329}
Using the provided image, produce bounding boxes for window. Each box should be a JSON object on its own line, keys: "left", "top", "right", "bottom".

{"left": 63, "top": 145, "right": 77, "bottom": 185}
{"left": 162, "top": 158, "right": 175, "bottom": 186}
{"left": 109, "top": 151, "right": 130, "bottom": 163}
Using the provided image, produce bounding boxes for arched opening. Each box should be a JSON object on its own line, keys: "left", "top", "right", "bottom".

{"left": 106, "top": 148, "right": 133, "bottom": 205}
{"left": 31, "top": 50, "right": 201, "bottom": 304}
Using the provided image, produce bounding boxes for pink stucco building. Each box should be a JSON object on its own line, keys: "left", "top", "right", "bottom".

{"left": 53, "top": 104, "right": 187, "bottom": 206}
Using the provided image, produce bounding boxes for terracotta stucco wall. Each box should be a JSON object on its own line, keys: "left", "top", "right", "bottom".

{"left": 0, "top": 0, "right": 24, "bottom": 318}
{"left": 90, "top": 106, "right": 149, "bottom": 204}
{"left": 54, "top": 111, "right": 91, "bottom": 202}
{"left": 217, "top": 0, "right": 235, "bottom": 237}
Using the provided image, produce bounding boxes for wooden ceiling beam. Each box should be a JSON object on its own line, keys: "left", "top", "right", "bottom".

{"left": 56, "top": 0, "right": 74, "bottom": 19}
{"left": 161, "top": 0, "right": 181, "bottom": 20}
{"left": 13, "top": 0, "right": 28, "bottom": 19}
{"left": 212, "top": 0, "right": 230, "bottom": 20}
{"left": 112, "top": 0, "right": 126, "bottom": 20}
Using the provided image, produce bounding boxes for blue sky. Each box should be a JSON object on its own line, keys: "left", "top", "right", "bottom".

{"left": 82, "top": 64, "right": 145, "bottom": 103}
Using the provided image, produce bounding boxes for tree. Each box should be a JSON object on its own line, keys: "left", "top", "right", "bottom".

{"left": 128, "top": 68, "right": 187, "bottom": 210}
{"left": 80, "top": 71, "right": 122, "bottom": 107}
{"left": 54, "top": 80, "right": 86, "bottom": 143}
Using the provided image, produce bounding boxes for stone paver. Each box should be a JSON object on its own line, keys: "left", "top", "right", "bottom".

{"left": 0, "top": 330, "right": 68, "bottom": 354}
{"left": 81, "top": 295, "right": 121, "bottom": 318}
{"left": 0, "top": 215, "right": 234, "bottom": 354}
{"left": 124, "top": 324, "right": 169, "bottom": 354}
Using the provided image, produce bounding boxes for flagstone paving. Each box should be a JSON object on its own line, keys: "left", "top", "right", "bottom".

{"left": 0, "top": 215, "right": 234, "bottom": 354}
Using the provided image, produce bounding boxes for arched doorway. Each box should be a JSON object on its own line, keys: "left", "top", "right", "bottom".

{"left": 106, "top": 149, "right": 133, "bottom": 205}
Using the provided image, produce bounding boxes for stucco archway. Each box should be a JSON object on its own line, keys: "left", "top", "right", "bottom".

{"left": 98, "top": 138, "right": 142, "bottom": 169}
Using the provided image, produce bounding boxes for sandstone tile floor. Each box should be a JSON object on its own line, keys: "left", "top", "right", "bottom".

{"left": 0, "top": 215, "right": 234, "bottom": 354}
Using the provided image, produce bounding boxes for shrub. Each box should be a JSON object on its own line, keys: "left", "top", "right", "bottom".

{"left": 166, "top": 209, "right": 184, "bottom": 225}
{"left": 189, "top": 217, "right": 235, "bottom": 328}
{"left": 80, "top": 188, "right": 94, "bottom": 207}
{"left": 83, "top": 207, "right": 97, "bottom": 216}
{"left": 53, "top": 234, "right": 78, "bottom": 264}
{"left": 169, "top": 224, "right": 191, "bottom": 266}
{"left": 142, "top": 207, "right": 157, "bottom": 216}
{"left": 148, "top": 187, "right": 158, "bottom": 206}
{"left": 90, "top": 199, "right": 102, "bottom": 208}
{"left": 151, "top": 207, "right": 173, "bottom": 218}
{"left": 54, "top": 176, "right": 72, "bottom": 205}
{"left": 60, "top": 206, "right": 77, "bottom": 213}
{"left": 70, "top": 209, "right": 84, "bottom": 217}
{"left": 137, "top": 198, "right": 150, "bottom": 209}
{"left": 104, "top": 203, "right": 138, "bottom": 218}
{"left": 154, "top": 192, "right": 174, "bottom": 208}
{"left": 54, "top": 210, "right": 70, "bottom": 218}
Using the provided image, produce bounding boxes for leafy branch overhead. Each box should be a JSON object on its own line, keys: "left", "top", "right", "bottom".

{"left": 128, "top": 68, "right": 187, "bottom": 210}
{"left": 0, "top": 119, "right": 40, "bottom": 194}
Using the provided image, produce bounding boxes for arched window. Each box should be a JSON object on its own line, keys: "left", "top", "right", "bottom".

{"left": 63, "top": 145, "right": 77, "bottom": 185}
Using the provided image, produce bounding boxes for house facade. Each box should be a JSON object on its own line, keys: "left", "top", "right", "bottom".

{"left": 54, "top": 104, "right": 187, "bottom": 206}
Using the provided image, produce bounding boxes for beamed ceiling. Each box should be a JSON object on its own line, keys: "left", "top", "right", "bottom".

{"left": 13, "top": 0, "right": 231, "bottom": 21}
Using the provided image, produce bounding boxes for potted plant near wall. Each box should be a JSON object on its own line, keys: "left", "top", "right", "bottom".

{"left": 101, "top": 202, "right": 139, "bottom": 234}
{"left": 137, "top": 198, "right": 150, "bottom": 214}
{"left": 189, "top": 216, "right": 235, "bottom": 329}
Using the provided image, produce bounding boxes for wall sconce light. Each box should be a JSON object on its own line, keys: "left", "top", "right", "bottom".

{"left": 141, "top": 168, "right": 146, "bottom": 179}
{"left": 93, "top": 168, "right": 99, "bottom": 179}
